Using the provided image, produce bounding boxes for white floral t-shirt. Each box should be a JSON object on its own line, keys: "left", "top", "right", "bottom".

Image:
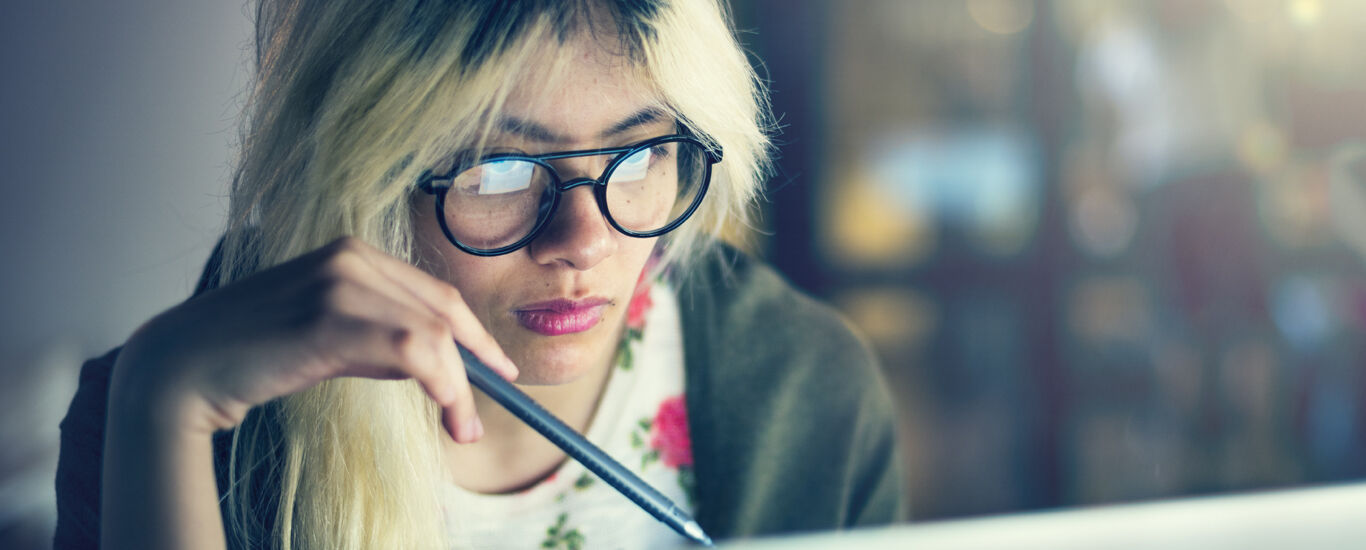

{"left": 441, "top": 277, "right": 696, "bottom": 550}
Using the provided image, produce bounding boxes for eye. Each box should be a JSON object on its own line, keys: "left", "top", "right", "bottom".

{"left": 612, "top": 147, "right": 656, "bottom": 182}
{"left": 622, "top": 148, "right": 651, "bottom": 167}
{"left": 484, "top": 159, "right": 524, "bottom": 175}
{"left": 472, "top": 159, "right": 536, "bottom": 195}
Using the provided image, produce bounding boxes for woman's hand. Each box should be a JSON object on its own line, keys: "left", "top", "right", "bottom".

{"left": 102, "top": 236, "right": 515, "bottom": 549}
{"left": 110, "top": 236, "right": 518, "bottom": 443}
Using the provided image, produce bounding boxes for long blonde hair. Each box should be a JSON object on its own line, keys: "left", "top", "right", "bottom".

{"left": 219, "top": 1, "right": 771, "bottom": 548}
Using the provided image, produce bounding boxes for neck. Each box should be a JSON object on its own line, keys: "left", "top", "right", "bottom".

{"left": 443, "top": 336, "right": 620, "bottom": 494}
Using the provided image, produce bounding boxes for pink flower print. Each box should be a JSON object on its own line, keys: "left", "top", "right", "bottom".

{"left": 625, "top": 264, "right": 655, "bottom": 331}
{"left": 650, "top": 395, "right": 693, "bottom": 468}
{"left": 626, "top": 285, "right": 653, "bottom": 331}
{"left": 615, "top": 274, "right": 651, "bottom": 372}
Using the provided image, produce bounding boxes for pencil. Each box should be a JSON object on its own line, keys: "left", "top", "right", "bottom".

{"left": 457, "top": 345, "right": 715, "bottom": 547}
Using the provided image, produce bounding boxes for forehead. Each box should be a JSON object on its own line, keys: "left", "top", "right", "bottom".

{"left": 498, "top": 38, "right": 668, "bottom": 145}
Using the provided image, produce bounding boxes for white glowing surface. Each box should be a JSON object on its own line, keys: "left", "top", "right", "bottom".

{"left": 714, "top": 482, "right": 1366, "bottom": 550}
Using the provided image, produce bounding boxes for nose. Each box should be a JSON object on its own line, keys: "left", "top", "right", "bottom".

{"left": 526, "top": 171, "right": 616, "bottom": 270}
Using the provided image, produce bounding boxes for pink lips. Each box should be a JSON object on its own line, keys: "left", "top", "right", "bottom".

{"left": 514, "top": 298, "right": 609, "bottom": 336}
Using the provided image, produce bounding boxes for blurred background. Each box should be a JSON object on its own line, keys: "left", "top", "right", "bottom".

{"left": 1, "top": 0, "right": 1364, "bottom": 547}
{"left": 733, "top": 0, "right": 1366, "bottom": 520}
{"left": 0, "top": 2, "right": 251, "bottom": 547}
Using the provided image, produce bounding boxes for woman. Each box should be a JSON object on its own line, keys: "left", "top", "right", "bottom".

{"left": 55, "top": 1, "right": 904, "bottom": 548}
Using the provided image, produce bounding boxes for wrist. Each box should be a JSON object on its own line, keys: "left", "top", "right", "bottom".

{"left": 102, "top": 346, "right": 227, "bottom": 550}
{"left": 109, "top": 320, "right": 226, "bottom": 438}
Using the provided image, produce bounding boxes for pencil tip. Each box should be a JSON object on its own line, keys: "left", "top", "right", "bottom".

{"left": 684, "top": 520, "right": 714, "bottom": 547}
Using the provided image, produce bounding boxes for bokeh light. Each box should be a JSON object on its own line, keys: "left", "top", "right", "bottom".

{"left": 1287, "top": 0, "right": 1323, "bottom": 27}
{"left": 739, "top": 0, "right": 1366, "bottom": 521}
{"left": 967, "top": 0, "right": 1035, "bottom": 35}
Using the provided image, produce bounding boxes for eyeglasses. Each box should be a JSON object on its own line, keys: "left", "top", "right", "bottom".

{"left": 417, "top": 134, "right": 722, "bottom": 256}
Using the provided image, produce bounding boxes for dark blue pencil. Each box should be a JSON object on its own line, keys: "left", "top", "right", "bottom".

{"left": 457, "top": 345, "right": 714, "bottom": 547}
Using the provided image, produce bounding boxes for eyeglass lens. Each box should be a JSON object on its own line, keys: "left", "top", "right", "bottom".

{"left": 440, "top": 139, "right": 707, "bottom": 251}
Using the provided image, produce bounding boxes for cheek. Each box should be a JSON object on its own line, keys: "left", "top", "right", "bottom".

{"left": 412, "top": 207, "right": 457, "bottom": 281}
{"left": 613, "top": 237, "right": 662, "bottom": 288}
{"left": 416, "top": 239, "right": 501, "bottom": 306}
{"left": 412, "top": 205, "right": 498, "bottom": 299}
{"left": 419, "top": 250, "right": 519, "bottom": 334}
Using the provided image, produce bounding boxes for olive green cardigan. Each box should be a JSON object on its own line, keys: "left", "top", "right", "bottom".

{"left": 676, "top": 246, "right": 906, "bottom": 537}
{"left": 55, "top": 245, "right": 905, "bottom": 548}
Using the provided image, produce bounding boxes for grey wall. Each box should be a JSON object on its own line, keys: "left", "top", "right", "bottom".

{"left": 0, "top": 2, "right": 252, "bottom": 547}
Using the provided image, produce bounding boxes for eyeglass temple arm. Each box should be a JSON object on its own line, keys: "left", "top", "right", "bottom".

{"left": 417, "top": 172, "right": 440, "bottom": 194}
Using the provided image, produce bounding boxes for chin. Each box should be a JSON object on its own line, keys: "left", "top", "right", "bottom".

{"left": 513, "top": 366, "right": 589, "bottom": 386}
{"left": 507, "top": 335, "right": 613, "bottom": 386}
{"left": 495, "top": 305, "right": 628, "bottom": 386}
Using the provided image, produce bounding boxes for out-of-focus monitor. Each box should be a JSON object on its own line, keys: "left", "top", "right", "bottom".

{"left": 713, "top": 481, "right": 1366, "bottom": 550}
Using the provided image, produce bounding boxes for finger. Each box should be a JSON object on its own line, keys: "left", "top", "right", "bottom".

{"left": 442, "top": 392, "right": 484, "bottom": 444}
{"left": 315, "top": 239, "right": 489, "bottom": 443}
{"left": 340, "top": 317, "right": 483, "bottom": 444}
{"left": 433, "top": 332, "right": 482, "bottom": 444}
{"left": 314, "top": 279, "right": 482, "bottom": 442}
{"left": 341, "top": 238, "right": 520, "bottom": 381}
{"left": 330, "top": 241, "right": 520, "bottom": 388}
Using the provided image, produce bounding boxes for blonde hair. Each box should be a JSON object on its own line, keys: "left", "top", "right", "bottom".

{"left": 218, "top": 1, "right": 771, "bottom": 548}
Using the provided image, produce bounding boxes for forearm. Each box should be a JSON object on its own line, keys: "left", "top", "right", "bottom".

{"left": 102, "top": 361, "right": 227, "bottom": 550}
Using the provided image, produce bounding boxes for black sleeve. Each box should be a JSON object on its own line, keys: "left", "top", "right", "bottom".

{"left": 53, "top": 348, "right": 120, "bottom": 549}
{"left": 54, "top": 235, "right": 236, "bottom": 549}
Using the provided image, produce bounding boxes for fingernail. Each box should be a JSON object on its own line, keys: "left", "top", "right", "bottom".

{"left": 473, "top": 416, "right": 485, "bottom": 440}
{"left": 462, "top": 418, "right": 479, "bottom": 443}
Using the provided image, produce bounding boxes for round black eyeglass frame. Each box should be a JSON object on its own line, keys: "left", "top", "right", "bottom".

{"left": 417, "top": 134, "right": 723, "bottom": 257}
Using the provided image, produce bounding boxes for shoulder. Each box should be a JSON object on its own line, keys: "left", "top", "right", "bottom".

{"left": 676, "top": 245, "right": 903, "bottom": 537}
{"left": 55, "top": 347, "right": 239, "bottom": 548}
{"left": 675, "top": 245, "right": 884, "bottom": 405}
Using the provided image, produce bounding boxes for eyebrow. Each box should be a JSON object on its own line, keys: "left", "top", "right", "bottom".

{"left": 602, "top": 107, "right": 668, "bottom": 136}
{"left": 496, "top": 107, "right": 669, "bottom": 144}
